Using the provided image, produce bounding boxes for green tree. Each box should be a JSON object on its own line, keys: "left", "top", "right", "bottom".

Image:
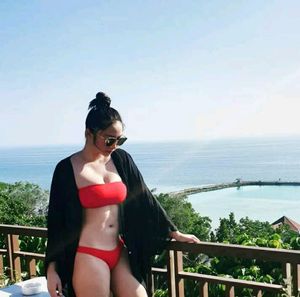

{"left": 0, "top": 182, "right": 48, "bottom": 227}
{"left": 155, "top": 192, "right": 211, "bottom": 241}
{"left": 215, "top": 212, "right": 238, "bottom": 243}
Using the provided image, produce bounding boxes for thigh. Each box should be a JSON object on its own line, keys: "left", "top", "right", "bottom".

{"left": 111, "top": 248, "right": 148, "bottom": 297}
{"left": 72, "top": 251, "right": 111, "bottom": 297}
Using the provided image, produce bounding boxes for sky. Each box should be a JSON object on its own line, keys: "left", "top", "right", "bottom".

{"left": 1, "top": 1, "right": 300, "bottom": 147}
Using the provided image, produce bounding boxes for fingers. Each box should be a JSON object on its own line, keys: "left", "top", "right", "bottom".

{"left": 47, "top": 279, "right": 63, "bottom": 297}
{"left": 57, "top": 279, "right": 63, "bottom": 296}
{"left": 183, "top": 234, "right": 200, "bottom": 243}
{"left": 191, "top": 235, "right": 201, "bottom": 244}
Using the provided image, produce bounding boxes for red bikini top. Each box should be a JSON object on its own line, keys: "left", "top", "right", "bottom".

{"left": 78, "top": 181, "right": 127, "bottom": 208}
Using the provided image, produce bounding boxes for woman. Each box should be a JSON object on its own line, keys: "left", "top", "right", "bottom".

{"left": 45, "top": 92, "right": 200, "bottom": 297}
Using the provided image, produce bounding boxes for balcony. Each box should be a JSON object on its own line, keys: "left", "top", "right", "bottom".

{"left": 1, "top": 224, "right": 300, "bottom": 297}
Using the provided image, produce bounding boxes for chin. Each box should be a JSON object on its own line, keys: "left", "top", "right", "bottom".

{"left": 105, "top": 149, "right": 115, "bottom": 155}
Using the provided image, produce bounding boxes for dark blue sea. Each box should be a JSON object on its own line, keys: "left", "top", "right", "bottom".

{"left": 1, "top": 136, "right": 300, "bottom": 228}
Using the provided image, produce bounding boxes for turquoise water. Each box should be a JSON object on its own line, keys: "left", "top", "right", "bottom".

{"left": 188, "top": 185, "right": 300, "bottom": 230}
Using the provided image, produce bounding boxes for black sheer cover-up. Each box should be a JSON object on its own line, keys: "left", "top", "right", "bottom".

{"left": 45, "top": 148, "right": 177, "bottom": 297}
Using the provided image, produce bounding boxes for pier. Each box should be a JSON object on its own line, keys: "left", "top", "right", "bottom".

{"left": 169, "top": 180, "right": 300, "bottom": 196}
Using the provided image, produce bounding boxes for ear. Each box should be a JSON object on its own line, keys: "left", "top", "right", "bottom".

{"left": 85, "top": 128, "right": 92, "bottom": 138}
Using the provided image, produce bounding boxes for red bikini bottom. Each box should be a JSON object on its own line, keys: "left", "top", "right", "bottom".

{"left": 76, "top": 238, "right": 124, "bottom": 270}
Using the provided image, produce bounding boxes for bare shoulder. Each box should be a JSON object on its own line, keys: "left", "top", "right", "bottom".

{"left": 69, "top": 151, "right": 82, "bottom": 166}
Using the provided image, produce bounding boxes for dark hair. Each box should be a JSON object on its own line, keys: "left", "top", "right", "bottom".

{"left": 85, "top": 92, "right": 123, "bottom": 133}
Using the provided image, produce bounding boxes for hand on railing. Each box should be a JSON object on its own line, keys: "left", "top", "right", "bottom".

{"left": 170, "top": 231, "right": 200, "bottom": 243}
{"left": 47, "top": 262, "right": 63, "bottom": 297}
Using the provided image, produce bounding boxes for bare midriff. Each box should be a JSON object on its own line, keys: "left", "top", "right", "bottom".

{"left": 78, "top": 205, "right": 120, "bottom": 250}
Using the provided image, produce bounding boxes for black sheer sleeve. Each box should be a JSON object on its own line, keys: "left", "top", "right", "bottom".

{"left": 44, "top": 161, "right": 66, "bottom": 277}
{"left": 124, "top": 151, "right": 177, "bottom": 252}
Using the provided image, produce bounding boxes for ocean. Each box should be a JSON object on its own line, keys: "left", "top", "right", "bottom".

{"left": 1, "top": 136, "right": 300, "bottom": 229}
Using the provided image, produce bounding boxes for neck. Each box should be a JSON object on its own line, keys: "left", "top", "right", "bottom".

{"left": 80, "top": 143, "right": 111, "bottom": 163}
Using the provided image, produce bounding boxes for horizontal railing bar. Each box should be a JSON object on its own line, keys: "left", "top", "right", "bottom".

{"left": 0, "top": 249, "right": 7, "bottom": 253}
{"left": 14, "top": 251, "right": 45, "bottom": 259}
{"left": 152, "top": 268, "right": 167, "bottom": 274}
{"left": 0, "top": 224, "right": 47, "bottom": 237}
{"left": 178, "top": 272, "right": 283, "bottom": 292}
{"left": 168, "top": 241, "right": 300, "bottom": 263}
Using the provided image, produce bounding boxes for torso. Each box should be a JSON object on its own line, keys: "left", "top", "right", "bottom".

{"left": 70, "top": 152, "right": 123, "bottom": 250}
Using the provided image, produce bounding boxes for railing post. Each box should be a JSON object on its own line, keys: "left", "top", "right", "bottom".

{"left": 146, "top": 269, "right": 153, "bottom": 296}
{"left": 225, "top": 285, "right": 235, "bottom": 297}
{"left": 283, "top": 262, "right": 292, "bottom": 297}
{"left": 5, "top": 233, "right": 22, "bottom": 282}
{"left": 27, "top": 258, "right": 37, "bottom": 278}
{"left": 174, "top": 251, "right": 184, "bottom": 297}
{"left": 12, "top": 234, "right": 21, "bottom": 281}
{"left": 167, "top": 250, "right": 176, "bottom": 297}
{"left": 0, "top": 254, "right": 3, "bottom": 276}
{"left": 199, "top": 281, "right": 208, "bottom": 297}
{"left": 255, "top": 289, "right": 262, "bottom": 297}
{"left": 291, "top": 263, "right": 300, "bottom": 296}
{"left": 6, "top": 234, "right": 14, "bottom": 281}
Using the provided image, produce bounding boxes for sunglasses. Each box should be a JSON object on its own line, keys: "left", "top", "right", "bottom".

{"left": 98, "top": 135, "right": 128, "bottom": 147}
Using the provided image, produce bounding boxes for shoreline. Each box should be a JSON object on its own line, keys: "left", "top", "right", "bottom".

{"left": 168, "top": 180, "right": 300, "bottom": 196}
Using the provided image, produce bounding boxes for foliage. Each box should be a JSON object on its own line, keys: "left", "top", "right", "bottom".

{"left": 215, "top": 212, "right": 299, "bottom": 249}
{"left": 153, "top": 289, "right": 168, "bottom": 297}
{"left": 215, "top": 212, "right": 275, "bottom": 244}
{"left": 0, "top": 182, "right": 48, "bottom": 285}
{"left": 153, "top": 208, "right": 300, "bottom": 297}
{"left": 155, "top": 192, "right": 212, "bottom": 241}
{"left": 0, "top": 181, "right": 48, "bottom": 227}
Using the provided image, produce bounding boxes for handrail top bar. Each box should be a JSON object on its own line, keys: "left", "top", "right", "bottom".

{"left": 168, "top": 241, "right": 300, "bottom": 260}
{"left": 0, "top": 224, "right": 47, "bottom": 237}
{"left": 0, "top": 224, "right": 47, "bottom": 231}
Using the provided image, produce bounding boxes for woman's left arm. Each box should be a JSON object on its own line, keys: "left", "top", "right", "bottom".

{"left": 123, "top": 149, "right": 200, "bottom": 244}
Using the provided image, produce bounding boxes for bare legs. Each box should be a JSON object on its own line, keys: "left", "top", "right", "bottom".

{"left": 72, "top": 252, "right": 111, "bottom": 297}
{"left": 111, "top": 248, "right": 148, "bottom": 297}
{"left": 72, "top": 247, "right": 148, "bottom": 297}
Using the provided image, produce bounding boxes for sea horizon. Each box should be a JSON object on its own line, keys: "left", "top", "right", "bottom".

{"left": 1, "top": 136, "right": 300, "bottom": 229}
{"left": 2, "top": 134, "right": 300, "bottom": 149}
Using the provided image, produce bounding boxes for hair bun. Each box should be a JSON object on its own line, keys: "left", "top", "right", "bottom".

{"left": 88, "top": 92, "right": 111, "bottom": 111}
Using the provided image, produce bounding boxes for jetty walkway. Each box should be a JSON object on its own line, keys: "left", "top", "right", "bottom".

{"left": 169, "top": 180, "right": 300, "bottom": 196}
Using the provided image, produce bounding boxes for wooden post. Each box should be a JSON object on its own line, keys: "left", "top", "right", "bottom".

{"left": 0, "top": 254, "right": 3, "bottom": 276}
{"left": 6, "top": 234, "right": 14, "bottom": 281}
{"left": 167, "top": 250, "right": 176, "bottom": 297}
{"left": 199, "top": 281, "right": 208, "bottom": 297}
{"left": 174, "top": 251, "right": 184, "bottom": 297}
{"left": 151, "top": 273, "right": 155, "bottom": 296}
{"left": 225, "top": 285, "right": 235, "bottom": 297}
{"left": 146, "top": 270, "right": 154, "bottom": 296}
{"left": 0, "top": 254, "right": 4, "bottom": 287}
{"left": 27, "top": 258, "right": 37, "bottom": 278}
{"left": 283, "top": 262, "right": 292, "bottom": 297}
{"left": 291, "top": 263, "right": 300, "bottom": 296}
{"left": 255, "top": 289, "right": 262, "bottom": 297}
{"left": 12, "top": 234, "right": 21, "bottom": 281}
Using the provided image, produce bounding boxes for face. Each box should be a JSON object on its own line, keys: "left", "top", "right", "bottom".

{"left": 87, "top": 121, "right": 125, "bottom": 155}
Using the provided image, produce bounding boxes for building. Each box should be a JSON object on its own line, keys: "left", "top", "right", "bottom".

{"left": 272, "top": 216, "right": 300, "bottom": 233}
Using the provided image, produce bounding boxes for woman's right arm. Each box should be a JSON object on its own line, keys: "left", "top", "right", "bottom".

{"left": 47, "top": 262, "right": 63, "bottom": 297}
{"left": 45, "top": 162, "right": 65, "bottom": 296}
